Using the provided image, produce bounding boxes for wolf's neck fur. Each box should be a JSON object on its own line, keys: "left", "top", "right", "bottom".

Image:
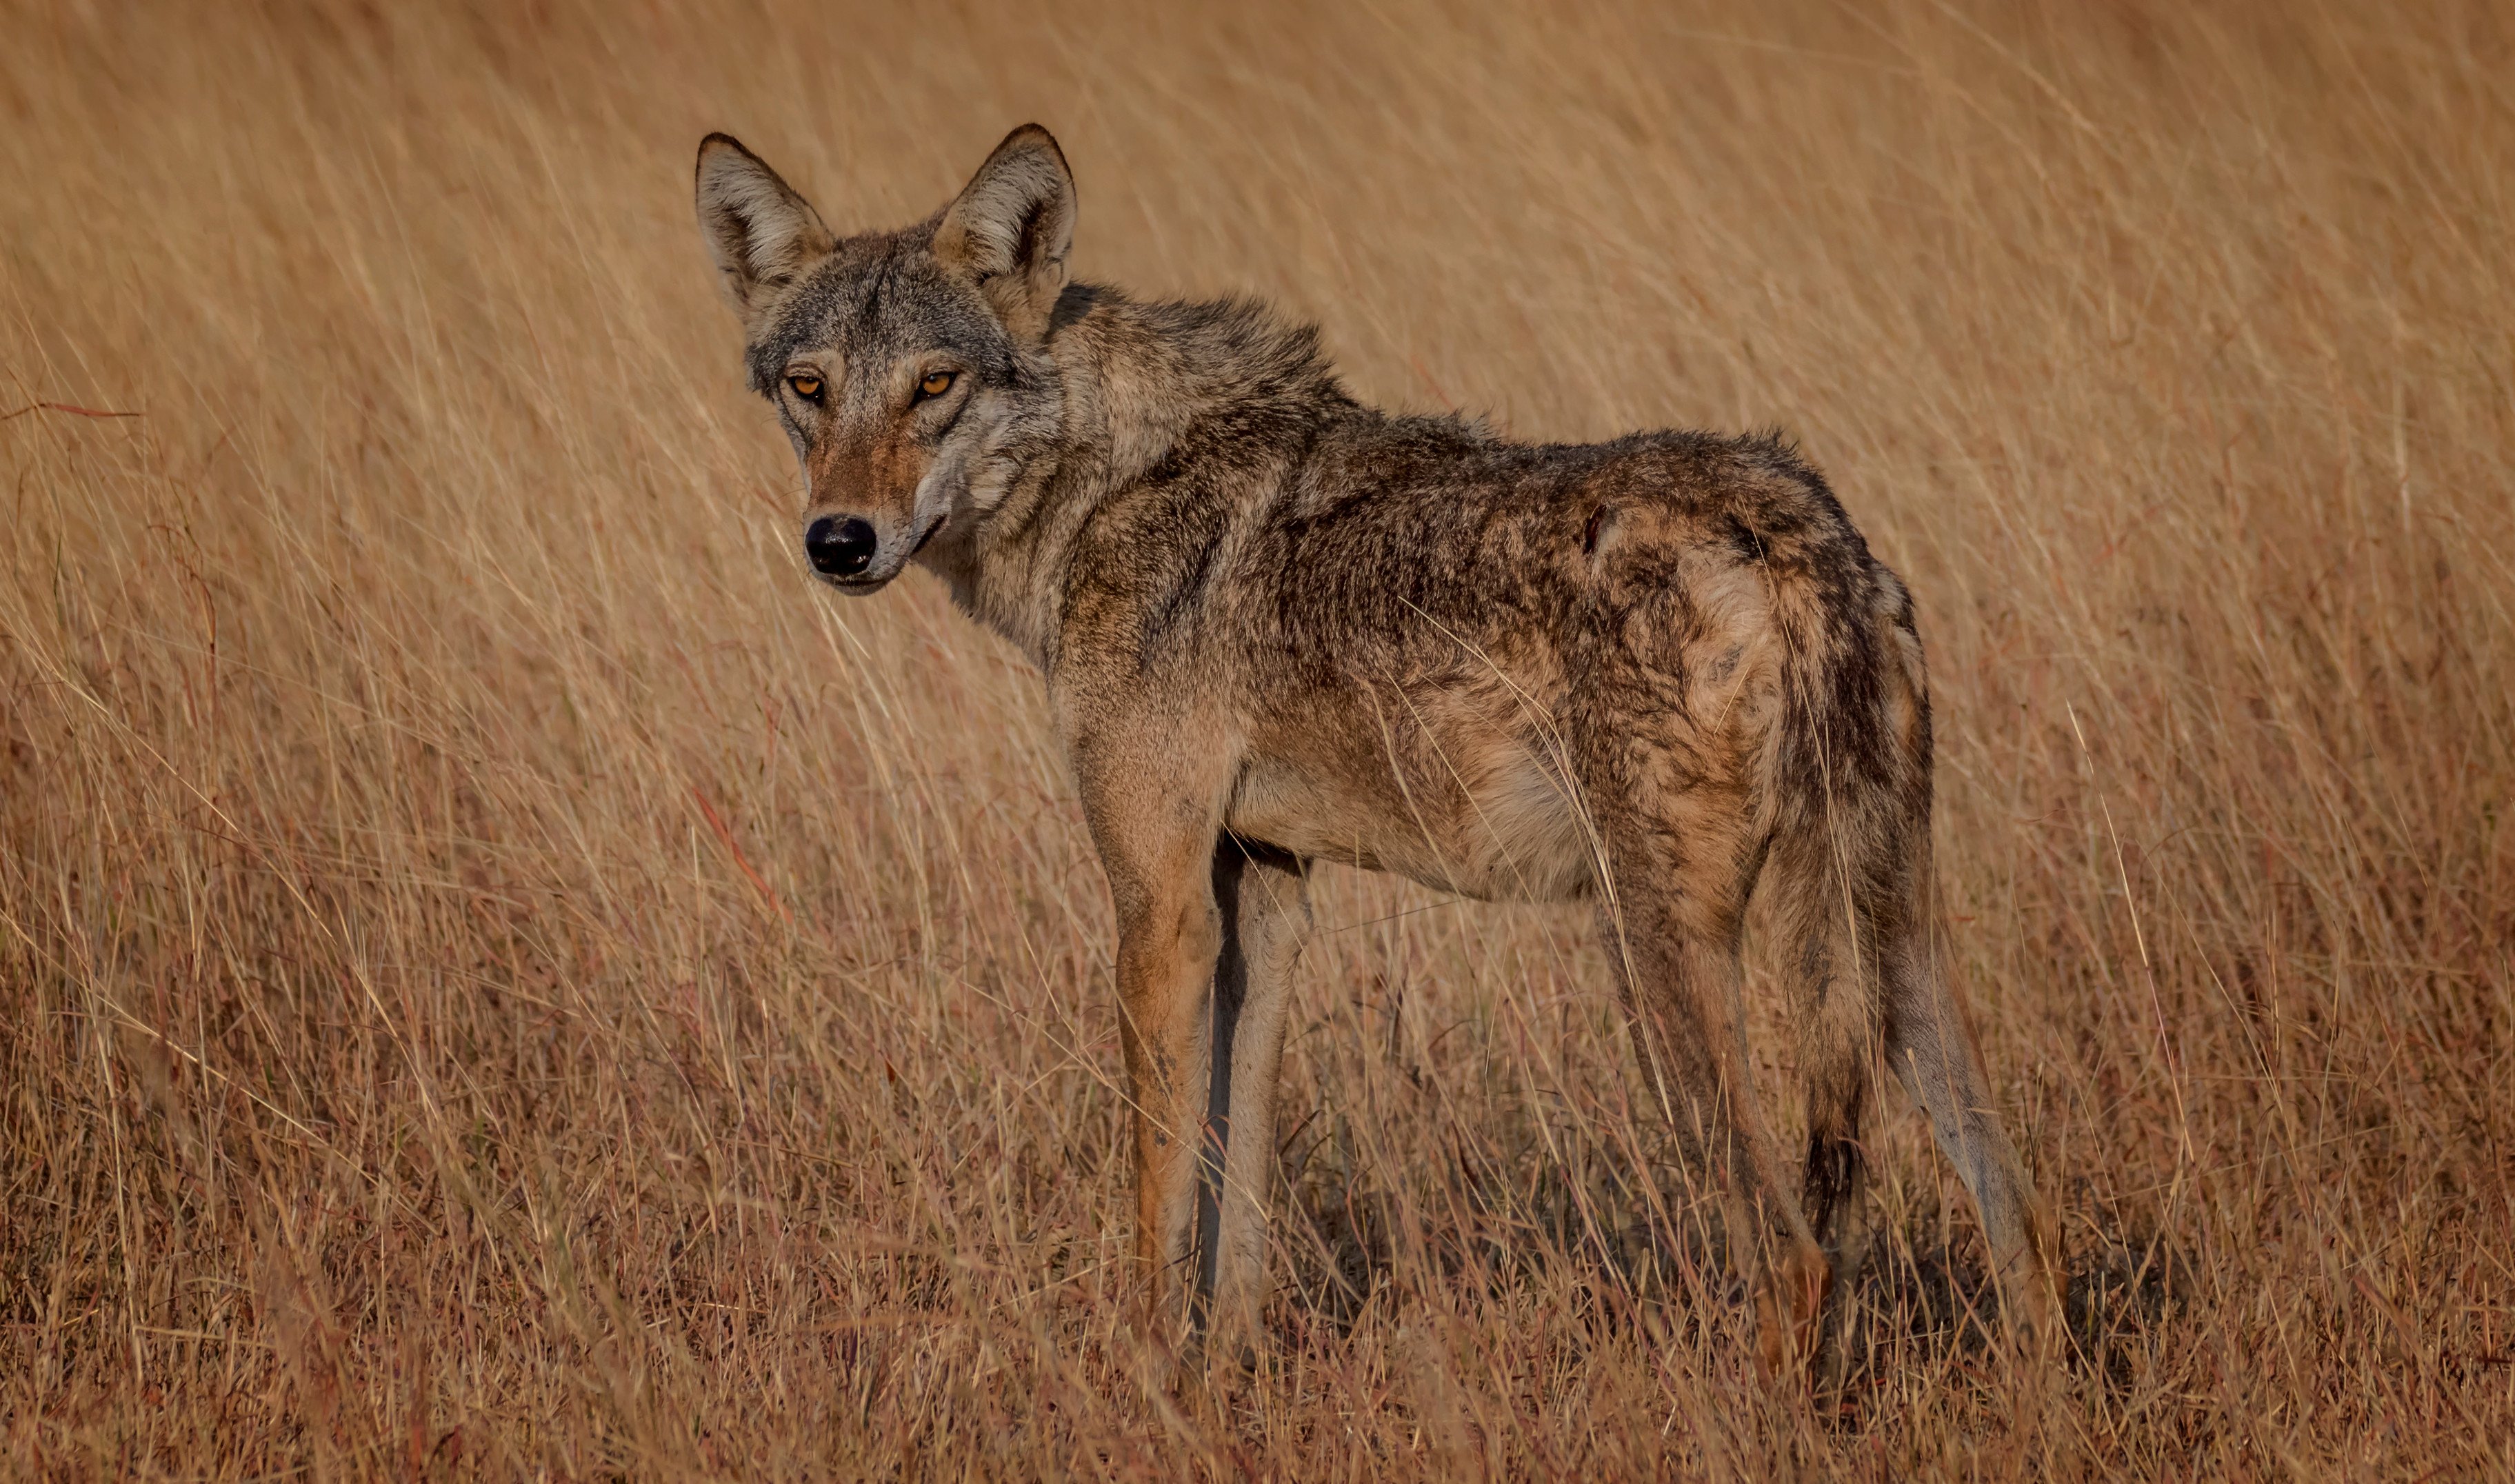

{"left": 923, "top": 285, "right": 1352, "bottom": 671}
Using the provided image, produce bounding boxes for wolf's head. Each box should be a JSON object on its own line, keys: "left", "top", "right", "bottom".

{"left": 694, "top": 126, "right": 1074, "bottom": 593}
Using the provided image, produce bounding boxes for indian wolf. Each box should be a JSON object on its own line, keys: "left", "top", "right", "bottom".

{"left": 693, "top": 123, "right": 2062, "bottom": 1383}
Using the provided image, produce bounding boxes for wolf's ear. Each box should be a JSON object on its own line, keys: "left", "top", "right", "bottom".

{"left": 932, "top": 125, "right": 1075, "bottom": 343}
{"left": 694, "top": 134, "right": 836, "bottom": 325}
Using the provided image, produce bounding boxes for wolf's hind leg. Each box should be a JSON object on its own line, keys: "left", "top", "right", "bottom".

{"left": 1766, "top": 828, "right": 1882, "bottom": 1397}
{"left": 1192, "top": 837, "right": 1310, "bottom": 1363}
{"left": 1601, "top": 848, "right": 1830, "bottom": 1381}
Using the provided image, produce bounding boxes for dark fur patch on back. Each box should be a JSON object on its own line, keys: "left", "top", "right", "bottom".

{"left": 1583, "top": 503, "right": 1614, "bottom": 556}
{"left": 1723, "top": 511, "right": 1765, "bottom": 563}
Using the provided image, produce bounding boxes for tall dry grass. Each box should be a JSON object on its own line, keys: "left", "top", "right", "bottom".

{"left": 4, "top": 1, "right": 2510, "bottom": 1476}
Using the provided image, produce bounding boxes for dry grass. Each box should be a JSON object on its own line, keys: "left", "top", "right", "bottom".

{"left": 5, "top": 1, "right": 2512, "bottom": 1476}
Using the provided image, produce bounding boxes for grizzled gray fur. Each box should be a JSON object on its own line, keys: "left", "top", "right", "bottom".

{"left": 694, "top": 123, "right": 2061, "bottom": 1388}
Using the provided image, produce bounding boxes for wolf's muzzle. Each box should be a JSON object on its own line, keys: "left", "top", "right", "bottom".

{"left": 805, "top": 515, "right": 879, "bottom": 579}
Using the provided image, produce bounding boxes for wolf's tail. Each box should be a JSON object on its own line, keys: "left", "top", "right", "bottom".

{"left": 1743, "top": 457, "right": 1937, "bottom": 946}
{"left": 1749, "top": 487, "right": 2063, "bottom": 1345}
{"left": 1743, "top": 472, "right": 1943, "bottom": 1287}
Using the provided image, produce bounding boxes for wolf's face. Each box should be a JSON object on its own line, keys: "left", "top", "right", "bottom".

{"left": 695, "top": 128, "right": 1074, "bottom": 593}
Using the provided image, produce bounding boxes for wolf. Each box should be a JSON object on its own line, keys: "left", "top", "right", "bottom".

{"left": 692, "top": 123, "right": 2062, "bottom": 1383}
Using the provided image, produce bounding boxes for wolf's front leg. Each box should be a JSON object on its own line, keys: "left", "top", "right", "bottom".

{"left": 1195, "top": 838, "right": 1311, "bottom": 1364}
{"left": 1065, "top": 704, "right": 1239, "bottom": 1356}
{"left": 1110, "top": 863, "right": 1223, "bottom": 1341}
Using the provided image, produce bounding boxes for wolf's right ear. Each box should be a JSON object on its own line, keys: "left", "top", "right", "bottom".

{"left": 694, "top": 134, "right": 836, "bottom": 325}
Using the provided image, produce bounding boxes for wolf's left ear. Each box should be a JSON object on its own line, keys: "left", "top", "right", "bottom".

{"left": 932, "top": 125, "right": 1075, "bottom": 343}
{"left": 695, "top": 134, "right": 837, "bottom": 326}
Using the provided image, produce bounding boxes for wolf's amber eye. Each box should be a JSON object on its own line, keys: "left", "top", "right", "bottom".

{"left": 786, "top": 374, "right": 823, "bottom": 402}
{"left": 918, "top": 370, "right": 956, "bottom": 400}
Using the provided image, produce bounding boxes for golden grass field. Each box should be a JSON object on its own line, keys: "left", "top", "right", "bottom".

{"left": 5, "top": 1, "right": 2512, "bottom": 1476}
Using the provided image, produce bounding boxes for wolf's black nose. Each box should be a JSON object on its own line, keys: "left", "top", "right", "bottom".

{"left": 805, "top": 516, "right": 878, "bottom": 578}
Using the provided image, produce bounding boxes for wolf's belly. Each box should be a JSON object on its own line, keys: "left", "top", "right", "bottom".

{"left": 1224, "top": 743, "right": 1597, "bottom": 905}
